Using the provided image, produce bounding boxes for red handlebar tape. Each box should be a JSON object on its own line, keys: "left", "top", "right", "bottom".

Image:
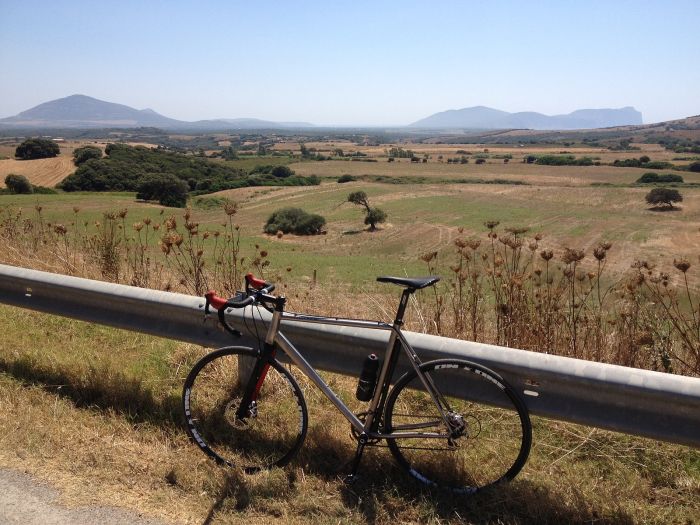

{"left": 204, "top": 290, "right": 227, "bottom": 310}
{"left": 245, "top": 273, "right": 267, "bottom": 290}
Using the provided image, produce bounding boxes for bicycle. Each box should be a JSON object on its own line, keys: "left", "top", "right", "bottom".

{"left": 182, "top": 273, "right": 532, "bottom": 494}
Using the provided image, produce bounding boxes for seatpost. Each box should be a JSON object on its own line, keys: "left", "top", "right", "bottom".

{"left": 393, "top": 288, "right": 414, "bottom": 326}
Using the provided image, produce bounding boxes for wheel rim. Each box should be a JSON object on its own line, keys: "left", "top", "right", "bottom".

{"left": 183, "top": 348, "right": 307, "bottom": 471}
{"left": 385, "top": 360, "right": 531, "bottom": 493}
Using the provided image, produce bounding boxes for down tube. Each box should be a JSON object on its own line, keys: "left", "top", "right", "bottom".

{"left": 274, "top": 331, "right": 365, "bottom": 431}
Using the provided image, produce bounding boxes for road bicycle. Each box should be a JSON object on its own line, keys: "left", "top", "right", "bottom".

{"left": 182, "top": 273, "right": 531, "bottom": 493}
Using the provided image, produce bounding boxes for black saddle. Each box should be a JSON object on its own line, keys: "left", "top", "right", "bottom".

{"left": 377, "top": 276, "right": 440, "bottom": 290}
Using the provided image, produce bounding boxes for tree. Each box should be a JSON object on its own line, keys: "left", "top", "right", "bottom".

{"left": 4, "top": 174, "right": 33, "bottom": 194}
{"left": 73, "top": 145, "right": 102, "bottom": 165}
{"left": 136, "top": 173, "right": 189, "bottom": 208}
{"left": 347, "top": 190, "right": 387, "bottom": 231}
{"left": 645, "top": 187, "right": 683, "bottom": 209}
{"left": 15, "top": 138, "right": 60, "bottom": 160}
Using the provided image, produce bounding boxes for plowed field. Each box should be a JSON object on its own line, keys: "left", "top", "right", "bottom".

{"left": 0, "top": 156, "right": 75, "bottom": 188}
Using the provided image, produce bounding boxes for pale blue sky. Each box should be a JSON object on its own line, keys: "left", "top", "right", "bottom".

{"left": 1, "top": 0, "right": 698, "bottom": 125}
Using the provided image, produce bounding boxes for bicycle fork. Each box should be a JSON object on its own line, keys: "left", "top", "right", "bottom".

{"left": 235, "top": 343, "right": 275, "bottom": 421}
{"left": 236, "top": 298, "right": 285, "bottom": 421}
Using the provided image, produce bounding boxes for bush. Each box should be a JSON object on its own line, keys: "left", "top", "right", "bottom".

{"left": 73, "top": 146, "right": 102, "bottom": 165}
{"left": 688, "top": 162, "right": 700, "bottom": 173}
{"left": 32, "top": 186, "right": 58, "bottom": 194}
{"left": 613, "top": 157, "right": 674, "bottom": 169}
{"left": 4, "top": 174, "right": 33, "bottom": 194}
{"left": 636, "top": 173, "right": 684, "bottom": 184}
{"left": 136, "top": 173, "right": 189, "bottom": 208}
{"left": 15, "top": 138, "right": 60, "bottom": 160}
{"left": 535, "top": 155, "right": 593, "bottom": 166}
{"left": 645, "top": 187, "right": 683, "bottom": 208}
{"left": 475, "top": 158, "right": 486, "bottom": 165}
{"left": 337, "top": 174, "right": 356, "bottom": 183}
{"left": 264, "top": 207, "right": 326, "bottom": 235}
{"left": 271, "top": 165, "right": 295, "bottom": 178}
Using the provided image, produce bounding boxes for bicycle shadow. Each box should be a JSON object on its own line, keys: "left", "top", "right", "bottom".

{"left": 235, "top": 425, "right": 634, "bottom": 525}
{"left": 0, "top": 355, "right": 182, "bottom": 427}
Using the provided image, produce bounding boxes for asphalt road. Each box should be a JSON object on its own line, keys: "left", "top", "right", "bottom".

{"left": 0, "top": 468, "right": 168, "bottom": 525}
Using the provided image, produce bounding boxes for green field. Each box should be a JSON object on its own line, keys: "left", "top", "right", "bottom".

{"left": 2, "top": 170, "right": 700, "bottom": 290}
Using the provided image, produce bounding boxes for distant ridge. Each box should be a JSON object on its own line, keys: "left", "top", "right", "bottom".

{"left": 0, "top": 94, "right": 315, "bottom": 130}
{"left": 410, "top": 105, "right": 643, "bottom": 130}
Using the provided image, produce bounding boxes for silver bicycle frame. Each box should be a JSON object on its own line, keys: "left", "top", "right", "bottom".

{"left": 266, "top": 310, "right": 452, "bottom": 440}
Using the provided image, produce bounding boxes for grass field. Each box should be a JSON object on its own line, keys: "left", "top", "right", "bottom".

{"left": 2, "top": 169, "right": 699, "bottom": 289}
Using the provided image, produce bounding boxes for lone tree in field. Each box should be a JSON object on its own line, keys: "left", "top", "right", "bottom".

{"left": 347, "top": 190, "right": 387, "bottom": 231}
{"left": 4, "top": 174, "right": 33, "bottom": 194}
{"left": 15, "top": 138, "right": 60, "bottom": 160}
{"left": 645, "top": 187, "right": 683, "bottom": 209}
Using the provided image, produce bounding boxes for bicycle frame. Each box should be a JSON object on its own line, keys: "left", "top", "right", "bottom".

{"left": 254, "top": 306, "right": 455, "bottom": 441}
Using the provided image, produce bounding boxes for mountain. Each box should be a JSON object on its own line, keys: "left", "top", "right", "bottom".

{"left": 0, "top": 95, "right": 314, "bottom": 130}
{"left": 0, "top": 94, "right": 185, "bottom": 128}
{"left": 410, "top": 106, "right": 643, "bottom": 130}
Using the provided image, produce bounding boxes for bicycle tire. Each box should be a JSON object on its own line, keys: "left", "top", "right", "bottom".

{"left": 182, "top": 346, "right": 308, "bottom": 472}
{"left": 384, "top": 358, "right": 531, "bottom": 493}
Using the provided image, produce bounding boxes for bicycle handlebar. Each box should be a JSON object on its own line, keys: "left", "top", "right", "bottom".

{"left": 204, "top": 273, "right": 275, "bottom": 336}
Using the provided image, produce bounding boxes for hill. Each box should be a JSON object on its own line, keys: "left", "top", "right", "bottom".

{"left": 410, "top": 105, "right": 643, "bottom": 130}
{"left": 0, "top": 95, "right": 185, "bottom": 129}
{"left": 0, "top": 95, "right": 314, "bottom": 130}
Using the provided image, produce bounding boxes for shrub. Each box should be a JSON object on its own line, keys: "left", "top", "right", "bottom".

{"left": 264, "top": 207, "right": 326, "bottom": 235}
{"left": 32, "top": 186, "right": 58, "bottom": 194}
{"left": 688, "top": 162, "right": 700, "bottom": 173}
{"left": 644, "top": 161, "right": 675, "bottom": 170}
{"left": 73, "top": 145, "right": 102, "bottom": 165}
{"left": 475, "top": 158, "right": 486, "bottom": 165}
{"left": 15, "top": 138, "right": 60, "bottom": 160}
{"left": 535, "top": 155, "right": 593, "bottom": 166}
{"left": 613, "top": 157, "right": 674, "bottom": 169}
{"left": 636, "top": 173, "right": 684, "bottom": 184}
{"left": 645, "top": 187, "right": 683, "bottom": 208}
{"left": 271, "top": 165, "right": 295, "bottom": 178}
{"left": 136, "top": 173, "right": 189, "bottom": 208}
{"left": 4, "top": 174, "right": 33, "bottom": 194}
{"left": 337, "top": 174, "right": 356, "bottom": 183}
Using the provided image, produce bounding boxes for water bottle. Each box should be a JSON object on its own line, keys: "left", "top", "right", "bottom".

{"left": 356, "top": 354, "right": 380, "bottom": 401}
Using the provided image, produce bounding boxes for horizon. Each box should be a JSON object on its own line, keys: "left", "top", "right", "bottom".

{"left": 1, "top": 1, "right": 699, "bottom": 126}
{"left": 1, "top": 93, "right": 661, "bottom": 128}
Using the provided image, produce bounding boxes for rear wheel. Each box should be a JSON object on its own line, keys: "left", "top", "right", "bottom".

{"left": 384, "top": 359, "right": 531, "bottom": 493}
{"left": 182, "top": 346, "right": 308, "bottom": 472}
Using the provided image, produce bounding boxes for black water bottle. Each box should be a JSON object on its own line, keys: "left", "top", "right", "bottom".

{"left": 356, "top": 354, "right": 380, "bottom": 401}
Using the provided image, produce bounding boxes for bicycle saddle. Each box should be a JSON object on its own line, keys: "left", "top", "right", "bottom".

{"left": 376, "top": 276, "right": 440, "bottom": 290}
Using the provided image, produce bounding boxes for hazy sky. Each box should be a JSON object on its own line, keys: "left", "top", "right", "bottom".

{"left": 1, "top": 0, "right": 698, "bottom": 126}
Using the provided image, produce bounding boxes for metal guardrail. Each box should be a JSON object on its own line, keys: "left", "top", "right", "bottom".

{"left": 1, "top": 263, "right": 699, "bottom": 448}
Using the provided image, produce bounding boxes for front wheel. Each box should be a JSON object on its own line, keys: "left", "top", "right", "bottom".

{"left": 182, "top": 346, "right": 308, "bottom": 472}
{"left": 384, "top": 359, "right": 531, "bottom": 493}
